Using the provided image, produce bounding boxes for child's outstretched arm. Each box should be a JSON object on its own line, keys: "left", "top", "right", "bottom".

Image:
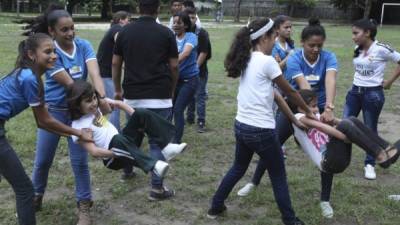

{"left": 273, "top": 90, "right": 306, "bottom": 130}
{"left": 105, "top": 98, "right": 135, "bottom": 116}
{"left": 299, "top": 116, "right": 348, "bottom": 141}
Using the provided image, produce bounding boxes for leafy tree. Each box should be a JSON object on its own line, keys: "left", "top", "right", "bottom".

{"left": 276, "top": 0, "right": 317, "bottom": 16}
{"left": 330, "top": 0, "right": 376, "bottom": 18}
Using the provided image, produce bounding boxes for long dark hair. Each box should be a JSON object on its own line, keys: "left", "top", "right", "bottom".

{"left": 20, "top": 3, "right": 70, "bottom": 36}
{"left": 13, "top": 33, "right": 53, "bottom": 100}
{"left": 287, "top": 89, "right": 317, "bottom": 113}
{"left": 301, "top": 18, "right": 326, "bottom": 42}
{"left": 66, "top": 80, "right": 100, "bottom": 120}
{"left": 225, "top": 18, "right": 275, "bottom": 78}
{"left": 274, "top": 15, "right": 294, "bottom": 49}
{"left": 353, "top": 18, "right": 378, "bottom": 58}
{"left": 173, "top": 11, "right": 192, "bottom": 32}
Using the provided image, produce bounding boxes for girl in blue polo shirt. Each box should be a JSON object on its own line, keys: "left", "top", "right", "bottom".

{"left": 22, "top": 7, "right": 110, "bottom": 224}
{"left": 0, "top": 33, "right": 92, "bottom": 225}
{"left": 272, "top": 15, "right": 295, "bottom": 73}
{"left": 172, "top": 11, "right": 199, "bottom": 143}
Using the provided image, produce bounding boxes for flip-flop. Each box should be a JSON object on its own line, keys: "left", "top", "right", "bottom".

{"left": 379, "top": 140, "right": 400, "bottom": 169}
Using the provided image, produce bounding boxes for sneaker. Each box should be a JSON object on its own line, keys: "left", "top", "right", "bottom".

{"left": 320, "top": 201, "right": 334, "bottom": 218}
{"left": 33, "top": 194, "right": 43, "bottom": 212}
{"left": 197, "top": 122, "right": 206, "bottom": 133}
{"left": 237, "top": 183, "right": 256, "bottom": 196}
{"left": 120, "top": 171, "right": 136, "bottom": 181}
{"left": 77, "top": 200, "right": 93, "bottom": 225}
{"left": 186, "top": 118, "right": 195, "bottom": 125}
{"left": 161, "top": 143, "right": 187, "bottom": 161}
{"left": 207, "top": 205, "right": 227, "bottom": 219}
{"left": 153, "top": 160, "right": 169, "bottom": 178}
{"left": 148, "top": 187, "right": 175, "bottom": 201}
{"left": 283, "top": 217, "right": 305, "bottom": 225}
{"left": 282, "top": 145, "right": 288, "bottom": 159}
{"left": 388, "top": 195, "right": 400, "bottom": 201}
{"left": 364, "top": 164, "right": 376, "bottom": 180}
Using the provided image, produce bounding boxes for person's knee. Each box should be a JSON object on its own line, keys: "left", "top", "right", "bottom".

{"left": 337, "top": 119, "right": 354, "bottom": 133}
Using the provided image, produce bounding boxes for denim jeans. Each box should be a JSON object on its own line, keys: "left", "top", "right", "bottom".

{"left": 31, "top": 108, "right": 91, "bottom": 201}
{"left": 173, "top": 76, "right": 199, "bottom": 143}
{"left": 343, "top": 85, "right": 385, "bottom": 166}
{"left": 0, "top": 122, "right": 36, "bottom": 225}
{"left": 187, "top": 72, "right": 208, "bottom": 124}
{"left": 124, "top": 105, "right": 173, "bottom": 189}
{"left": 103, "top": 77, "right": 120, "bottom": 131}
{"left": 211, "top": 120, "right": 297, "bottom": 223}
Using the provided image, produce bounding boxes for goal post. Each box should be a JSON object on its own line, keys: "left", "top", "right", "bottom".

{"left": 380, "top": 3, "right": 400, "bottom": 27}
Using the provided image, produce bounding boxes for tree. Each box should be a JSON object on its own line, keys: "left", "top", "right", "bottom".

{"left": 233, "top": 0, "right": 242, "bottom": 22}
{"left": 330, "top": 0, "right": 376, "bottom": 18}
{"left": 275, "top": 0, "right": 317, "bottom": 17}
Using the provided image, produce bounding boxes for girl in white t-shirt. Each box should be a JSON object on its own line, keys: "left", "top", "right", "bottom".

{"left": 207, "top": 17, "right": 315, "bottom": 225}
{"left": 290, "top": 89, "right": 400, "bottom": 218}
{"left": 343, "top": 18, "right": 400, "bottom": 179}
{"left": 66, "top": 80, "right": 187, "bottom": 178}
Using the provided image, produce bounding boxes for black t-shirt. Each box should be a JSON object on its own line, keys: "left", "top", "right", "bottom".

{"left": 114, "top": 16, "right": 178, "bottom": 100}
{"left": 195, "top": 27, "right": 212, "bottom": 77}
{"left": 97, "top": 24, "right": 123, "bottom": 78}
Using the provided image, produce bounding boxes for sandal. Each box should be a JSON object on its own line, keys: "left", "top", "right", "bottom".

{"left": 379, "top": 140, "right": 400, "bottom": 169}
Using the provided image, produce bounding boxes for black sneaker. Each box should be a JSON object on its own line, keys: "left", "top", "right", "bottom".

{"left": 33, "top": 194, "right": 43, "bottom": 212}
{"left": 148, "top": 187, "right": 175, "bottom": 201}
{"left": 284, "top": 217, "right": 305, "bottom": 225}
{"left": 120, "top": 171, "right": 136, "bottom": 181}
{"left": 197, "top": 122, "right": 206, "bottom": 133}
{"left": 186, "top": 118, "right": 195, "bottom": 125}
{"left": 207, "top": 205, "right": 227, "bottom": 219}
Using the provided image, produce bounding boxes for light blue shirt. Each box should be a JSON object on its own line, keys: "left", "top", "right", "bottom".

{"left": 0, "top": 68, "right": 42, "bottom": 120}
{"left": 286, "top": 49, "right": 338, "bottom": 108}
{"left": 271, "top": 40, "right": 294, "bottom": 75}
{"left": 45, "top": 37, "right": 96, "bottom": 108}
{"left": 177, "top": 32, "right": 199, "bottom": 79}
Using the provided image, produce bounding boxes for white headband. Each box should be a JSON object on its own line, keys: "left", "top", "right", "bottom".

{"left": 249, "top": 19, "right": 274, "bottom": 40}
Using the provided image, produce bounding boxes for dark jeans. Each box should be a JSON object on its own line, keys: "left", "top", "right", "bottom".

{"left": 107, "top": 109, "right": 176, "bottom": 172}
{"left": 173, "top": 76, "right": 199, "bottom": 143}
{"left": 0, "top": 122, "right": 35, "bottom": 225}
{"left": 343, "top": 85, "right": 385, "bottom": 166}
{"left": 211, "top": 121, "right": 297, "bottom": 223}
{"left": 187, "top": 72, "right": 208, "bottom": 124}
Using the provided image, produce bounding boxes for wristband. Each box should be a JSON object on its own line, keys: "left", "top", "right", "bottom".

{"left": 99, "top": 95, "right": 106, "bottom": 99}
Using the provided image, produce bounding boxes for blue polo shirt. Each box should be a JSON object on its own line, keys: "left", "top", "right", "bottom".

{"left": 271, "top": 40, "right": 294, "bottom": 76}
{"left": 177, "top": 32, "right": 199, "bottom": 79}
{"left": 0, "top": 68, "right": 42, "bottom": 120}
{"left": 45, "top": 37, "right": 97, "bottom": 108}
{"left": 286, "top": 49, "right": 338, "bottom": 108}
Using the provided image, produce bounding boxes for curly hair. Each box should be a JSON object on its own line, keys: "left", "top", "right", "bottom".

{"left": 225, "top": 18, "right": 274, "bottom": 78}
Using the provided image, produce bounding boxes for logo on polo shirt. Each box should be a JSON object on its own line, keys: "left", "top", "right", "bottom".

{"left": 69, "top": 66, "right": 83, "bottom": 79}
{"left": 306, "top": 74, "right": 320, "bottom": 82}
{"left": 93, "top": 115, "right": 109, "bottom": 127}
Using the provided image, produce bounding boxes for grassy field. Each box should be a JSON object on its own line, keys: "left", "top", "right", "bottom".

{"left": 0, "top": 15, "right": 399, "bottom": 225}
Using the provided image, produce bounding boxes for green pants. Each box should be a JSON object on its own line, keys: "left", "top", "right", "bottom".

{"left": 104, "top": 108, "right": 176, "bottom": 173}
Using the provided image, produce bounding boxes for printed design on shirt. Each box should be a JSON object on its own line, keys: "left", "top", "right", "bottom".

{"left": 377, "top": 42, "right": 394, "bottom": 53}
{"left": 68, "top": 65, "right": 83, "bottom": 79}
{"left": 305, "top": 74, "right": 320, "bottom": 82}
{"left": 92, "top": 115, "right": 109, "bottom": 127}
{"left": 355, "top": 63, "right": 374, "bottom": 77}
{"left": 307, "top": 128, "right": 329, "bottom": 151}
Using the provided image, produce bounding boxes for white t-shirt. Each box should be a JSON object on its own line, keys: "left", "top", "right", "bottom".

{"left": 293, "top": 113, "right": 329, "bottom": 170}
{"left": 71, "top": 112, "right": 119, "bottom": 149}
{"left": 235, "top": 51, "right": 282, "bottom": 128}
{"left": 353, "top": 40, "right": 400, "bottom": 87}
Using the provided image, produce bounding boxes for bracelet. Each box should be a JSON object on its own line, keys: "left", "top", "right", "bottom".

{"left": 99, "top": 95, "right": 106, "bottom": 99}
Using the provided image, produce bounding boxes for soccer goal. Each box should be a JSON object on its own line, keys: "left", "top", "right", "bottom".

{"left": 380, "top": 3, "right": 400, "bottom": 27}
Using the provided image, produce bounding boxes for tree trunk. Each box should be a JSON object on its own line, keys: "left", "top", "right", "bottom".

{"left": 101, "top": 0, "right": 111, "bottom": 20}
{"left": 234, "top": 0, "right": 242, "bottom": 22}
{"left": 363, "top": 0, "right": 372, "bottom": 18}
{"left": 66, "top": 0, "right": 79, "bottom": 16}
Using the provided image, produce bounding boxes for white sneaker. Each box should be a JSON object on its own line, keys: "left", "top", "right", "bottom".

{"left": 161, "top": 143, "right": 187, "bottom": 161}
{"left": 237, "top": 183, "right": 255, "bottom": 196}
{"left": 364, "top": 164, "right": 376, "bottom": 180}
{"left": 153, "top": 161, "right": 169, "bottom": 178}
{"left": 388, "top": 195, "right": 400, "bottom": 201}
{"left": 320, "top": 201, "right": 334, "bottom": 218}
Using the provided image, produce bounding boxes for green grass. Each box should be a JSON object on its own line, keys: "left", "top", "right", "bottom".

{"left": 0, "top": 16, "right": 400, "bottom": 225}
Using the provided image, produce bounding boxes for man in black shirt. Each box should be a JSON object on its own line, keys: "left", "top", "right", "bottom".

{"left": 185, "top": 7, "right": 212, "bottom": 133}
{"left": 112, "top": 0, "right": 179, "bottom": 201}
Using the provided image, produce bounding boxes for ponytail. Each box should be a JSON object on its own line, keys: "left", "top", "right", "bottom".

{"left": 225, "top": 18, "right": 274, "bottom": 78}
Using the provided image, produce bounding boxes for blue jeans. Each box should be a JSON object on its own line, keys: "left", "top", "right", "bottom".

{"left": 103, "top": 77, "right": 120, "bottom": 131}
{"left": 173, "top": 76, "right": 199, "bottom": 143}
{"left": 187, "top": 73, "right": 208, "bottom": 124}
{"left": 0, "top": 122, "right": 36, "bottom": 225}
{"left": 343, "top": 85, "right": 385, "bottom": 166}
{"left": 211, "top": 121, "right": 296, "bottom": 223}
{"left": 31, "top": 108, "right": 91, "bottom": 201}
{"left": 124, "top": 106, "right": 173, "bottom": 189}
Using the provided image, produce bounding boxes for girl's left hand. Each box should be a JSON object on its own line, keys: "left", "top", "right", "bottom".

{"left": 321, "top": 110, "right": 334, "bottom": 124}
{"left": 98, "top": 98, "right": 112, "bottom": 114}
{"left": 383, "top": 80, "right": 392, "bottom": 90}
